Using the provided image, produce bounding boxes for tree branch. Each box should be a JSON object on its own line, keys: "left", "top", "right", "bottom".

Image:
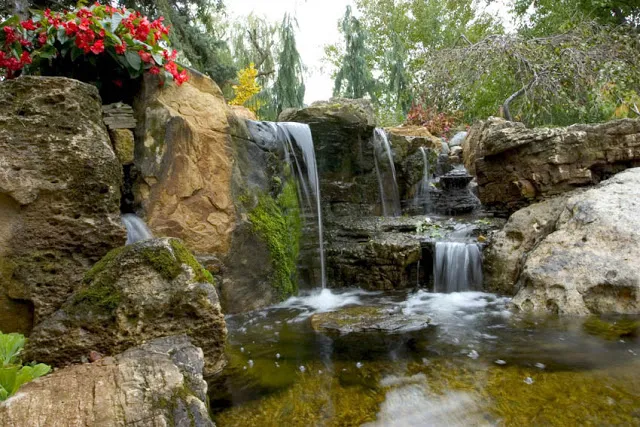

{"left": 247, "top": 28, "right": 269, "bottom": 70}
{"left": 503, "top": 76, "right": 537, "bottom": 121}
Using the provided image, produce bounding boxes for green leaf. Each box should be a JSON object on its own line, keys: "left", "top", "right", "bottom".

{"left": 71, "top": 46, "right": 84, "bottom": 62}
{"left": 124, "top": 50, "right": 141, "bottom": 71}
{"left": 0, "top": 16, "right": 19, "bottom": 28}
{"left": 0, "top": 333, "right": 25, "bottom": 367}
{"left": 151, "top": 52, "right": 163, "bottom": 66}
{"left": 110, "top": 13, "right": 124, "bottom": 31}
{"left": 0, "top": 366, "right": 18, "bottom": 396}
{"left": 0, "top": 385, "right": 7, "bottom": 402}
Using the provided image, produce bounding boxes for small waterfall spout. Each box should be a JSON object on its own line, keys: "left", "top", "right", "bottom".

{"left": 413, "top": 146, "right": 432, "bottom": 213}
{"left": 122, "top": 214, "right": 153, "bottom": 245}
{"left": 372, "top": 128, "right": 401, "bottom": 217}
{"left": 433, "top": 242, "right": 483, "bottom": 292}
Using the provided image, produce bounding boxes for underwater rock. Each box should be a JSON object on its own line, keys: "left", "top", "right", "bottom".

{"left": 133, "top": 72, "right": 235, "bottom": 255}
{"left": 25, "top": 238, "right": 227, "bottom": 377}
{"left": 500, "top": 168, "right": 640, "bottom": 315}
{"left": 0, "top": 76, "right": 126, "bottom": 326}
{"left": 310, "top": 306, "right": 430, "bottom": 335}
{"left": 0, "top": 335, "right": 214, "bottom": 427}
{"left": 464, "top": 117, "right": 640, "bottom": 214}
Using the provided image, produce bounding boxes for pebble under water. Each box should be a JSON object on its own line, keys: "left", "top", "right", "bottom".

{"left": 210, "top": 289, "right": 640, "bottom": 426}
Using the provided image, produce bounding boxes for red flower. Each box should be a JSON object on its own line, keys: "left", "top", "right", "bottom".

{"left": 149, "top": 66, "right": 160, "bottom": 75}
{"left": 3, "top": 26, "right": 18, "bottom": 45}
{"left": 65, "top": 21, "right": 78, "bottom": 36}
{"left": 113, "top": 79, "right": 123, "bottom": 87}
{"left": 174, "top": 69, "right": 189, "bottom": 85}
{"left": 90, "top": 39, "right": 104, "bottom": 54}
{"left": 20, "top": 51, "right": 32, "bottom": 65}
{"left": 38, "top": 32, "right": 47, "bottom": 45}
{"left": 115, "top": 44, "right": 126, "bottom": 54}
{"left": 20, "top": 39, "right": 32, "bottom": 48}
{"left": 20, "top": 20, "right": 37, "bottom": 31}
{"left": 138, "top": 50, "right": 152, "bottom": 63}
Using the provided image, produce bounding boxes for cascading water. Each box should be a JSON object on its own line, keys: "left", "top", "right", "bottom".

{"left": 121, "top": 214, "right": 153, "bottom": 245}
{"left": 277, "top": 122, "right": 327, "bottom": 289}
{"left": 433, "top": 242, "right": 483, "bottom": 293}
{"left": 372, "top": 128, "right": 401, "bottom": 217}
{"left": 247, "top": 121, "right": 327, "bottom": 289}
{"left": 413, "top": 146, "right": 432, "bottom": 213}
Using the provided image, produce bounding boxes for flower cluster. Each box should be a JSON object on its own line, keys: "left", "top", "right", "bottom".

{"left": 406, "top": 104, "right": 463, "bottom": 137}
{"left": 0, "top": 3, "right": 188, "bottom": 85}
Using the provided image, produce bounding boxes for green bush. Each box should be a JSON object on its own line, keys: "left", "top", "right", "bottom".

{"left": 0, "top": 331, "right": 50, "bottom": 401}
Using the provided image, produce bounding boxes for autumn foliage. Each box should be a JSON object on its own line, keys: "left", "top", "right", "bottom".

{"left": 405, "top": 104, "right": 463, "bottom": 137}
{"left": 230, "top": 63, "right": 262, "bottom": 115}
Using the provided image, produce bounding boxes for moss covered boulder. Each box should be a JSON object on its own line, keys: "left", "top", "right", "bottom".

{"left": 25, "top": 238, "right": 227, "bottom": 377}
{"left": 0, "top": 77, "right": 126, "bottom": 329}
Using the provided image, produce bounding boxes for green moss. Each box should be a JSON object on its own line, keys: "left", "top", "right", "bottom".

{"left": 153, "top": 385, "right": 198, "bottom": 427}
{"left": 83, "top": 246, "right": 126, "bottom": 283}
{"left": 169, "top": 239, "right": 215, "bottom": 284}
{"left": 248, "top": 179, "right": 302, "bottom": 300}
{"left": 583, "top": 316, "right": 640, "bottom": 340}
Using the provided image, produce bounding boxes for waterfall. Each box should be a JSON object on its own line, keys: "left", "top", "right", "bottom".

{"left": 246, "top": 121, "right": 327, "bottom": 289}
{"left": 433, "top": 242, "right": 483, "bottom": 293}
{"left": 372, "top": 128, "right": 401, "bottom": 217}
{"left": 278, "top": 122, "right": 327, "bottom": 289}
{"left": 122, "top": 214, "right": 153, "bottom": 245}
{"left": 413, "top": 147, "right": 432, "bottom": 213}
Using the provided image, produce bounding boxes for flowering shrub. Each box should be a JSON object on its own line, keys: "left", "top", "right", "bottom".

{"left": 406, "top": 104, "right": 463, "bottom": 137}
{"left": 0, "top": 3, "right": 188, "bottom": 87}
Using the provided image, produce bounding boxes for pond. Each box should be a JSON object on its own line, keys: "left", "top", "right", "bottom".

{"left": 210, "top": 289, "right": 640, "bottom": 426}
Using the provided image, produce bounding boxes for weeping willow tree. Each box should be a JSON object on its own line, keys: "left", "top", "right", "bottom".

{"left": 416, "top": 21, "right": 640, "bottom": 127}
{"left": 332, "top": 5, "right": 377, "bottom": 100}
{"left": 274, "top": 14, "right": 305, "bottom": 116}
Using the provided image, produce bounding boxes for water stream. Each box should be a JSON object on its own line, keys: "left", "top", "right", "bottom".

{"left": 372, "top": 128, "right": 401, "bottom": 217}
{"left": 121, "top": 214, "right": 153, "bottom": 245}
{"left": 433, "top": 242, "right": 483, "bottom": 293}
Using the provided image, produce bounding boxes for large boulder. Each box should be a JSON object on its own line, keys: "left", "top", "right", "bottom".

{"left": 487, "top": 168, "right": 640, "bottom": 315}
{"left": 0, "top": 335, "right": 214, "bottom": 427}
{"left": 133, "top": 72, "right": 236, "bottom": 255}
{"left": 25, "top": 238, "right": 227, "bottom": 377}
{"left": 464, "top": 117, "right": 640, "bottom": 214}
{"left": 279, "top": 99, "right": 379, "bottom": 216}
{"left": 0, "top": 76, "right": 126, "bottom": 327}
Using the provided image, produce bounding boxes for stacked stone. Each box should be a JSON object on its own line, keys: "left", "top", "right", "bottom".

{"left": 103, "top": 102, "right": 136, "bottom": 165}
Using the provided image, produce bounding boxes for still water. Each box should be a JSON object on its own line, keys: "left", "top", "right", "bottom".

{"left": 211, "top": 289, "right": 640, "bottom": 426}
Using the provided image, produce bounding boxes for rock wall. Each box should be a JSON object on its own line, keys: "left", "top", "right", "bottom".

{"left": 485, "top": 168, "right": 640, "bottom": 315}
{"left": 133, "top": 72, "right": 235, "bottom": 255}
{"left": 464, "top": 117, "right": 640, "bottom": 214}
{"left": 0, "top": 77, "right": 126, "bottom": 327}
{"left": 0, "top": 336, "right": 214, "bottom": 426}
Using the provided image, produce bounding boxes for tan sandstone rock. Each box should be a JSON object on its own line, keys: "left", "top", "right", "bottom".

{"left": 133, "top": 72, "right": 235, "bottom": 255}
{"left": 0, "top": 335, "right": 214, "bottom": 427}
{"left": 0, "top": 77, "right": 126, "bottom": 326}
{"left": 463, "top": 117, "right": 640, "bottom": 214}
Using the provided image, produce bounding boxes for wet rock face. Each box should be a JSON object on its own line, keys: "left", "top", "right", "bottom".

{"left": 279, "top": 99, "right": 380, "bottom": 215}
{"left": 0, "top": 335, "right": 214, "bottom": 427}
{"left": 431, "top": 169, "right": 481, "bottom": 215}
{"left": 0, "top": 77, "right": 126, "bottom": 327}
{"left": 25, "top": 238, "right": 227, "bottom": 377}
{"left": 487, "top": 168, "right": 640, "bottom": 315}
{"left": 464, "top": 117, "right": 640, "bottom": 214}
{"left": 133, "top": 72, "right": 235, "bottom": 256}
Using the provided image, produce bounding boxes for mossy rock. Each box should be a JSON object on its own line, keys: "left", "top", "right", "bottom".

{"left": 583, "top": 316, "right": 640, "bottom": 340}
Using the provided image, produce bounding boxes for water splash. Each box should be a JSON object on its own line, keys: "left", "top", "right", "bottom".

{"left": 121, "top": 214, "right": 153, "bottom": 245}
{"left": 433, "top": 242, "right": 483, "bottom": 293}
{"left": 372, "top": 128, "right": 401, "bottom": 217}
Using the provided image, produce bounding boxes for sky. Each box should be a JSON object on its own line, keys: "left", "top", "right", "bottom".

{"left": 227, "top": 0, "right": 510, "bottom": 105}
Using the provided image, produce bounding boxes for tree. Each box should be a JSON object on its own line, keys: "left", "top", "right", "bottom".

{"left": 415, "top": 21, "right": 640, "bottom": 126}
{"left": 274, "top": 14, "right": 305, "bottom": 115}
{"left": 230, "top": 63, "right": 262, "bottom": 115}
{"left": 332, "top": 5, "right": 377, "bottom": 100}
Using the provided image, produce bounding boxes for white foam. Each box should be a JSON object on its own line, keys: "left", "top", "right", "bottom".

{"left": 277, "top": 288, "right": 376, "bottom": 316}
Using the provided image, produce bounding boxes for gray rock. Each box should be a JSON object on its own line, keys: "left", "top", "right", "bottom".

{"left": 448, "top": 131, "right": 468, "bottom": 147}
{"left": 493, "top": 168, "right": 640, "bottom": 315}
{"left": 0, "top": 335, "right": 214, "bottom": 427}
{"left": 440, "top": 141, "right": 450, "bottom": 155}
{"left": 310, "top": 306, "right": 430, "bottom": 335}
{"left": 0, "top": 77, "right": 126, "bottom": 327}
{"left": 25, "top": 238, "right": 227, "bottom": 377}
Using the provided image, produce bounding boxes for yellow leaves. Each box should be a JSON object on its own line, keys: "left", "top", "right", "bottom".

{"left": 230, "top": 63, "right": 262, "bottom": 115}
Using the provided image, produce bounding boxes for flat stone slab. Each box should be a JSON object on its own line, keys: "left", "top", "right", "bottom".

{"left": 310, "top": 306, "right": 431, "bottom": 335}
